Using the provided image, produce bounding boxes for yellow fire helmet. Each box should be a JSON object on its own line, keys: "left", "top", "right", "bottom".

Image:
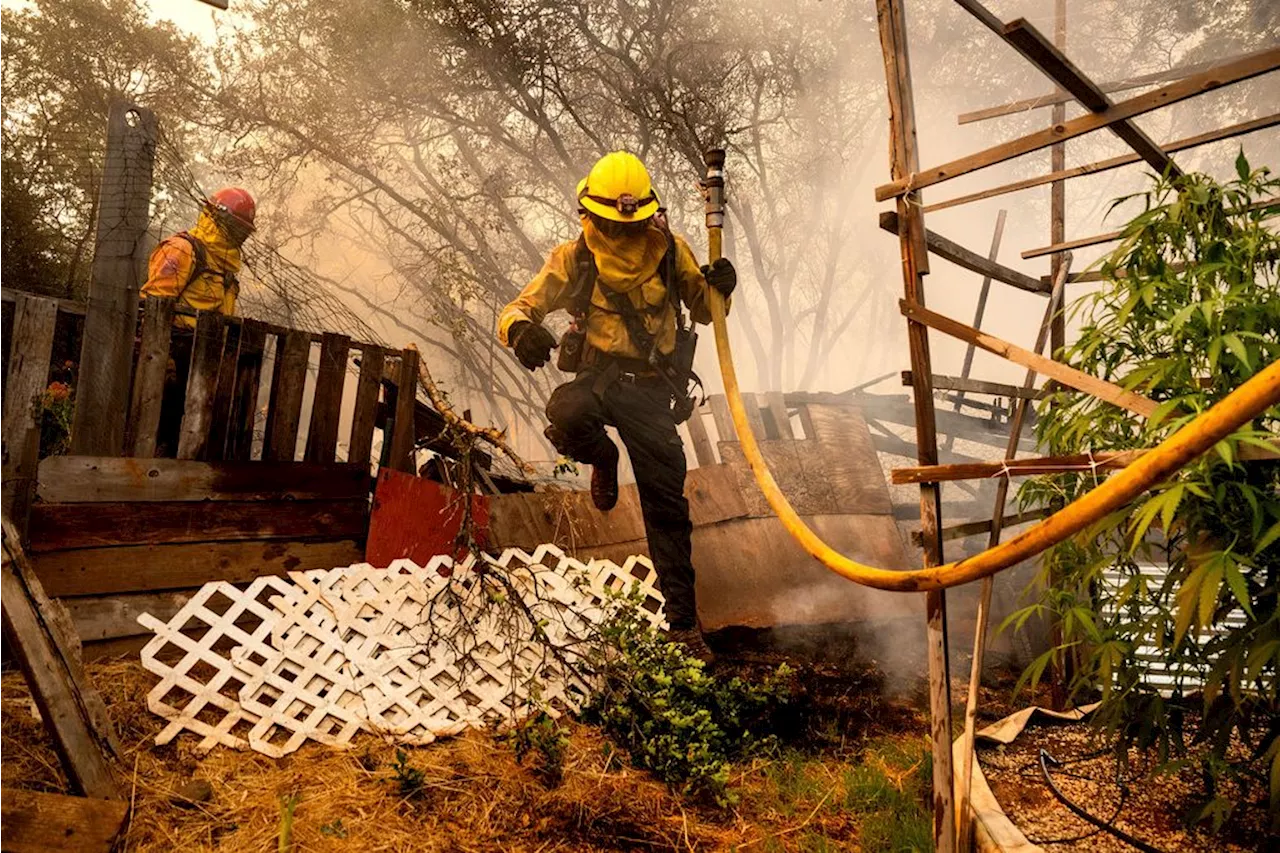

{"left": 577, "top": 151, "right": 661, "bottom": 222}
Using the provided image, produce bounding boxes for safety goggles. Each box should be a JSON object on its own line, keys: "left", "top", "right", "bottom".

{"left": 578, "top": 188, "right": 658, "bottom": 216}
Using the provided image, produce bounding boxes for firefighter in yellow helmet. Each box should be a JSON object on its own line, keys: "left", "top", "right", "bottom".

{"left": 140, "top": 187, "right": 256, "bottom": 455}
{"left": 497, "top": 152, "right": 737, "bottom": 661}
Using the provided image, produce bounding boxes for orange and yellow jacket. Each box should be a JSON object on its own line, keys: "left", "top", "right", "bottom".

{"left": 140, "top": 209, "right": 242, "bottom": 329}
{"left": 497, "top": 216, "right": 728, "bottom": 362}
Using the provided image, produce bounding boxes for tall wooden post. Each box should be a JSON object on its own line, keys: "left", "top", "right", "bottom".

{"left": 71, "top": 102, "right": 158, "bottom": 456}
{"left": 875, "top": 2, "right": 955, "bottom": 850}
{"left": 1048, "top": 0, "right": 1068, "bottom": 358}
{"left": 1048, "top": 0, "right": 1071, "bottom": 709}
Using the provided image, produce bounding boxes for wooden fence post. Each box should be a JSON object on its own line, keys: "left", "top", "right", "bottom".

{"left": 347, "top": 346, "right": 384, "bottom": 467}
{"left": 388, "top": 348, "right": 419, "bottom": 473}
{"left": 71, "top": 101, "right": 157, "bottom": 456}
{"left": 177, "top": 312, "right": 228, "bottom": 461}
{"left": 1, "top": 295, "right": 59, "bottom": 529}
{"left": 304, "top": 332, "right": 351, "bottom": 463}
{"left": 126, "top": 296, "right": 175, "bottom": 458}
{"left": 875, "top": 1, "right": 955, "bottom": 850}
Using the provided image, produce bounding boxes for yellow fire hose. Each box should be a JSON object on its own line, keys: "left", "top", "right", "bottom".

{"left": 701, "top": 149, "right": 1280, "bottom": 593}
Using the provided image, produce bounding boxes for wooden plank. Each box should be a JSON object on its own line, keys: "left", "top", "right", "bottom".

{"left": 28, "top": 499, "right": 370, "bottom": 552}
{"left": 958, "top": 50, "right": 1258, "bottom": 124}
{"left": 879, "top": 211, "right": 1048, "bottom": 295}
{"left": 204, "top": 319, "right": 242, "bottom": 461}
{"left": 803, "top": 403, "right": 895, "bottom": 515}
{"left": 36, "top": 457, "right": 370, "bottom": 503}
{"left": 876, "top": 2, "right": 953, "bottom": 847}
{"left": 0, "top": 788, "right": 128, "bottom": 852}
{"left": 958, "top": 6, "right": 1180, "bottom": 177}
{"left": 926, "top": 114, "right": 1280, "bottom": 214}
{"left": 226, "top": 319, "right": 267, "bottom": 462}
{"left": 348, "top": 346, "right": 384, "bottom": 466}
{"left": 764, "top": 391, "right": 792, "bottom": 439}
{"left": 305, "top": 332, "right": 350, "bottom": 463}
{"left": 125, "top": 297, "right": 175, "bottom": 458}
{"left": 263, "top": 330, "right": 312, "bottom": 462}
{"left": 683, "top": 409, "right": 717, "bottom": 467}
{"left": 63, "top": 590, "right": 195, "bottom": 642}
{"left": 875, "top": 48, "right": 1280, "bottom": 201}
{"left": 903, "top": 371, "right": 1046, "bottom": 401}
{"left": 899, "top": 299, "right": 1159, "bottom": 418}
{"left": 909, "top": 508, "right": 1051, "bottom": 546}
{"left": 33, "top": 539, "right": 364, "bottom": 598}
{"left": 176, "top": 311, "right": 227, "bottom": 461}
{"left": 388, "top": 348, "right": 419, "bottom": 473}
{"left": 739, "top": 391, "right": 767, "bottom": 439}
{"left": 0, "top": 292, "right": 56, "bottom": 468}
{"left": 708, "top": 394, "right": 734, "bottom": 442}
{"left": 0, "top": 286, "right": 88, "bottom": 317}
{"left": 1023, "top": 198, "right": 1278, "bottom": 260}
{"left": 1, "top": 520, "right": 120, "bottom": 799}
{"left": 955, "top": 211, "right": 1007, "bottom": 414}
{"left": 893, "top": 451, "right": 1138, "bottom": 484}
{"left": 70, "top": 103, "right": 157, "bottom": 456}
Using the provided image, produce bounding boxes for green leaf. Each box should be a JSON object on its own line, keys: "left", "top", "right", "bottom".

{"left": 1236, "top": 148, "right": 1251, "bottom": 182}
{"left": 1223, "top": 559, "right": 1253, "bottom": 618}
{"left": 1223, "top": 333, "right": 1250, "bottom": 369}
{"left": 1254, "top": 520, "right": 1280, "bottom": 556}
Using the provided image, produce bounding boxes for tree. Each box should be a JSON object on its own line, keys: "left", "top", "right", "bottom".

{"left": 196, "top": 0, "right": 896, "bottom": 443}
{"left": 0, "top": 0, "right": 209, "bottom": 299}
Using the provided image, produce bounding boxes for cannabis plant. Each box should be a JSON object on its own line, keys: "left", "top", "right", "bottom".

{"left": 1012, "top": 155, "right": 1280, "bottom": 829}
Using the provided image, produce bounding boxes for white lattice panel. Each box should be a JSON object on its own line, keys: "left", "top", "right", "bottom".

{"left": 139, "top": 546, "right": 663, "bottom": 757}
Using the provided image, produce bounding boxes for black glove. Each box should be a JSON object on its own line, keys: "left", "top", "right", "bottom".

{"left": 509, "top": 321, "right": 557, "bottom": 370}
{"left": 702, "top": 257, "right": 737, "bottom": 298}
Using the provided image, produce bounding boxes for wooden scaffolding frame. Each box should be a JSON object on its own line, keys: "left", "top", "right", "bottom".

{"left": 872, "top": 2, "right": 1279, "bottom": 850}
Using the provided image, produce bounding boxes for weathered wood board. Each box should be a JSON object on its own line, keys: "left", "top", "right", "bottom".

{"left": 0, "top": 789, "right": 129, "bottom": 852}
{"left": 36, "top": 457, "right": 369, "bottom": 504}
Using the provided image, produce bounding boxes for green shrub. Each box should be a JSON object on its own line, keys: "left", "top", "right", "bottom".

{"left": 1011, "top": 155, "right": 1280, "bottom": 829}
{"left": 583, "top": 605, "right": 791, "bottom": 805}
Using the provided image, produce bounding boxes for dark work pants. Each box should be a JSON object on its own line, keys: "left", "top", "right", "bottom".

{"left": 545, "top": 372, "right": 697, "bottom": 629}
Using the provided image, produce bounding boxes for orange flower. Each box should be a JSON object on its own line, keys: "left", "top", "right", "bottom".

{"left": 45, "top": 381, "right": 71, "bottom": 402}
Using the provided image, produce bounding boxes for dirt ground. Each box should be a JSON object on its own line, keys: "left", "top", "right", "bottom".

{"left": 979, "top": 715, "right": 1275, "bottom": 852}
{"left": 1, "top": 645, "right": 931, "bottom": 852}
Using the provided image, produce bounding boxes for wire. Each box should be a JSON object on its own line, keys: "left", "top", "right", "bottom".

{"left": 1039, "top": 749, "right": 1169, "bottom": 853}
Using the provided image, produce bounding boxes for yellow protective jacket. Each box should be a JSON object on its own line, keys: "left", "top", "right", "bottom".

{"left": 140, "top": 209, "right": 241, "bottom": 329}
{"left": 497, "top": 217, "right": 727, "bottom": 361}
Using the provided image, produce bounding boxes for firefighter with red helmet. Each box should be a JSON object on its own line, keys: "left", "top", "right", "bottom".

{"left": 140, "top": 187, "right": 256, "bottom": 455}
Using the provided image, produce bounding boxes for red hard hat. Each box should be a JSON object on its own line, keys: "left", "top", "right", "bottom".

{"left": 207, "top": 187, "right": 256, "bottom": 229}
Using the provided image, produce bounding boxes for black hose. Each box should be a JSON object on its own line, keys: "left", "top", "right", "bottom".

{"left": 1039, "top": 749, "right": 1168, "bottom": 853}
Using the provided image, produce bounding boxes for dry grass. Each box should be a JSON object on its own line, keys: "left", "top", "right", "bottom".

{"left": 2, "top": 657, "right": 930, "bottom": 852}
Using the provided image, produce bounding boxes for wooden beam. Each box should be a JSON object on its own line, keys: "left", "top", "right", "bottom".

{"left": 903, "top": 371, "right": 1047, "bottom": 401}
{"left": 900, "top": 299, "right": 1159, "bottom": 418}
{"left": 36, "top": 458, "right": 370, "bottom": 504}
{"left": 125, "top": 297, "right": 175, "bottom": 458}
{"left": 304, "top": 332, "right": 350, "bottom": 463}
{"left": 71, "top": 102, "right": 157, "bottom": 456}
{"left": 683, "top": 410, "right": 717, "bottom": 467}
{"left": 999, "top": 16, "right": 1179, "bottom": 176}
{"left": 876, "top": 1, "right": 954, "bottom": 848}
{"left": 893, "top": 451, "right": 1134, "bottom": 484}
{"left": 875, "top": 48, "right": 1280, "bottom": 201}
{"left": 958, "top": 52, "right": 1257, "bottom": 125}
{"left": 879, "top": 211, "right": 1048, "bottom": 294}
{"left": 1023, "top": 198, "right": 1279, "bottom": 259}
{"left": 1, "top": 519, "right": 121, "bottom": 799}
{"left": 910, "top": 508, "right": 1050, "bottom": 546}
{"left": 0, "top": 788, "right": 129, "bottom": 852}
{"left": 925, "top": 114, "right": 1280, "bottom": 214}
{"left": 0, "top": 286, "right": 87, "bottom": 317}
{"left": 954, "top": 210, "right": 1006, "bottom": 414}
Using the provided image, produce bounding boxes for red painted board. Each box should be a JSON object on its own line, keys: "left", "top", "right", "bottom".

{"left": 366, "top": 468, "right": 490, "bottom": 566}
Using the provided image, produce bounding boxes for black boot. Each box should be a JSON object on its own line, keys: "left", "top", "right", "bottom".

{"left": 666, "top": 625, "right": 715, "bottom": 664}
{"left": 590, "top": 441, "right": 620, "bottom": 512}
